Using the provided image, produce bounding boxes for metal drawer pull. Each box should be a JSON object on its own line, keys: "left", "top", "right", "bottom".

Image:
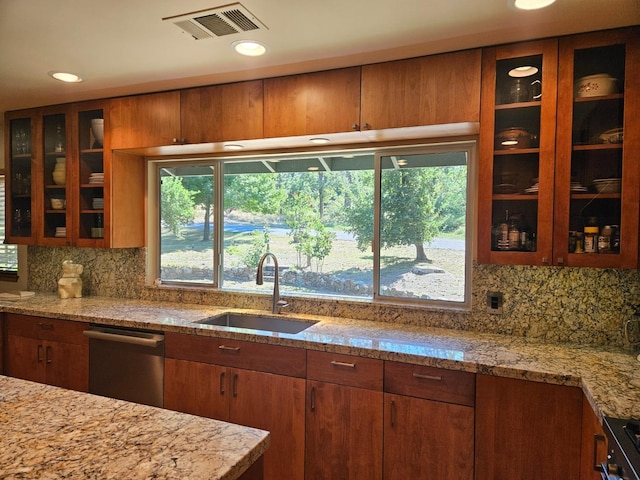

{"left": 83, "top": 329, "right": 163, "bottom": 348}
{"left": 412, "top": 372, "right": 442, "bottom": 381}
{"left": 218, "top": 345, "right": 240, "bottom": 352}
{"left": 330, "top": 360, "right": 356, "bottom": 368}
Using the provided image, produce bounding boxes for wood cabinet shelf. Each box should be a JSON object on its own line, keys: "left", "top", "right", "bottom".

{"left": 494, "top": 100, "right": 542, "bottom": 110}
{"left": 492, "top": 194, "right": 538, "bottom": 201}
{"left": 573, "top": 143, "right": 623, "bottom": 151}
{"left": 494, "top": 147, "right": 539, "bottom": 155}
{"left": 574, "top": 93, "right": 623, "bottom": 103}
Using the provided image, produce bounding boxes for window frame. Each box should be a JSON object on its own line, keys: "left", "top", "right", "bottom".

{"left": 0, "top": 174, "right": 20, "bottom": 281}
{"left": 148, "top": 140, "right": 477, "bottom": 310}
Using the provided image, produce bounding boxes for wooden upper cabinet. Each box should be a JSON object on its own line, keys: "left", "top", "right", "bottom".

{"left": 361, "top": 49, "right": 482, "bottom": 130}
{"left": 109, "top": 91, "right": 181, "bottom": 149}
{"left": 181, "top": 80, "right": 263, "bottom": 144}
{"left": 263, "top": 67, "right": 361, "bottom": 137}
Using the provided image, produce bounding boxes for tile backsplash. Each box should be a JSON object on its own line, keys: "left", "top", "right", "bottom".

{"left": 28, "top": 246, "right": 640, "bottom": 348}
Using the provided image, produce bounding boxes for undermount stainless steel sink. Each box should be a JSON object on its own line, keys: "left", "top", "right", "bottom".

{"left": 196, "top": 313, "right": 317, "bottom": 334}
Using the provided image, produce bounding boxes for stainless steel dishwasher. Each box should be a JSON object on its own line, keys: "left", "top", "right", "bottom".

{"left": 83, "top": 325, "right": 165, "bottom": 407}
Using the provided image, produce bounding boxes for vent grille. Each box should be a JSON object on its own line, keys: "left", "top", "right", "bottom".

{"left": 164, "top": 3, "right": 266, "bottom": 40}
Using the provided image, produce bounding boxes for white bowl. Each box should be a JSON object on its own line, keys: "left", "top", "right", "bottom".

{"left": 576, "top": 74, "right": 617, "bottom": 97}
{"left": 91, "top": 119, "right": 104, "bottom": 146}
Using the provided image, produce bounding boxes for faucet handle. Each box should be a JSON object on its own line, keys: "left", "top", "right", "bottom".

{"left": 276, "top": 299, "right": 289, "bottom": 313}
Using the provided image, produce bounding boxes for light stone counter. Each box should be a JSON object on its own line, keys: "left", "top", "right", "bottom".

{"left": 0, "top": 375, "right": 269, "bottom": 479}
{"left": 1, "top": 293, "right": 638, "bottom": 421}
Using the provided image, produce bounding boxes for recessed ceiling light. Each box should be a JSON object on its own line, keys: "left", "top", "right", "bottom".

{"left": 397, "top": 159, "right": 409, "bottom": 166}
{"left": 309, "top": 138, "right": 330, "bottom": 144}
{"left": 508, "top": 66, "right": 539, "bottom": 77}
{"left": 232, "top": 40, "right": 267, "bottom": 57}
{"left": 48, "top": 71, "right": 83, "bottom": 83}
{"left": 512, "top": 0, "right": 556, "bottom": 10}
{"left": 307, "top": 166, "right": 320, "bottom": 171}
{"left": 224, "top": 144, "right": 244, "bottom": 150}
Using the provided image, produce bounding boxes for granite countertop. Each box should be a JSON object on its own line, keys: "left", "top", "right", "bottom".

{"left": 0, "top": 376, "right": 269, "bottom": 480}
{"left": 1, "top": 293, "right": 638, "bottom": 421}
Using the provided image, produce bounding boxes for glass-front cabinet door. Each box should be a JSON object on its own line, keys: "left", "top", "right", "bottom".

{"left": 478, "top": 39, "right": 558, "bottom": 265}
{"left": 41, "top": 108, "right": 71, "bottom": 244}
{"left": 554, "top": 28, "right": 640, "bottom": 268}
{"left": 74, "top": 104, "right": 106, "bottom": 247}
{"left": 6, "top": 113, "right": 35, "bottom": 243}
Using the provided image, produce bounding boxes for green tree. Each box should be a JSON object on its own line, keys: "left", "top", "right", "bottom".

{"left": 224, "top": 174, "right": 285, "bottom": 215}
{"left": 160, "top": 176, "right": 195, "bottom": 237}
{"left": 182, "top": 176, "right": 214, "bottom": 241}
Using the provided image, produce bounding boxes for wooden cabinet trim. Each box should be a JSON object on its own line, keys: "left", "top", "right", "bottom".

{"left": 5, "top": 313, "right": 88, "bottom": 345}
{"left": 165, "top": 332, "right": 306, "bottom": 378}
{"left": 384, "top": 361, "right": 475, "bottom": 407}
{"left": 307, "top": 350, "right": 383, "bottom": 390}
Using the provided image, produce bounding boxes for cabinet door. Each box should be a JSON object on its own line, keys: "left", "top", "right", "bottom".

{"left": 477, "top": 39, "right": 558, "bottom": 265}
{"left": 264, "top": 67, "right": 361, "bottom": 137}
{"left": 306, "top": 380, "right": 383, "bottom": 480}
{"left": 44, "top": 340, "right": 88, "bottom": 392}
{"left": 164, "top": 358, "right": 229, "bottom": 420}
{"left": 181, "top": 80, "right": 264, "bottom": 143}
{"left": 581, "top": 399, "right": 607, "bottom": 479}
{"left": 5, "top": 110, "right": 37, "bottom": 244}
{"left": 361, "top": 49, "right": 481, "bottom": 130}
{"left": 5, "top": 335, "right": 46, "bottom": 383}
{"left": 554, "top": 27, "right": 640, "bottom": 268}
{"left": 109, "top": 91, "right": 181, "bottom": 149}
{"left": 383, "top": 393, "right": 474, "bottom": 480}
{"left": 475, "top": 375, "right": 582, "bottom": 480}
{"left": 230, "top": 368, "right": 306, "bottom": 480}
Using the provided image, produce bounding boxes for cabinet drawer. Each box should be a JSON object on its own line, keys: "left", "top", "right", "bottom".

{"left": 384, "top": 361, "right": 475, "bottom": 407}
{"left": 165, "top": 333, "right": 306, "bottom": 378}
{"left": 5, "top": 314, "right": 88, "bottom": 345}
{"left": 307, "top": 350, "right": 383, "bottom": 390}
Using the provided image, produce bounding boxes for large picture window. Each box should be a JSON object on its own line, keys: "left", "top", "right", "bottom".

{"left": 154, "top": 142, "right": 474, "bottom": 307}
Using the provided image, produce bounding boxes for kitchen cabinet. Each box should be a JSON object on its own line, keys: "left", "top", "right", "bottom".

{"left": 475, "top": 374, "right": 582, "bottom": 480}
{"left": 5, "top": 108, "right": 38, "bottom": 244}
{"left": 553, "top": 27, "right": 640, "bottom": 268}
{"left": 3, "top": 313, "right": 88, "bottom": 392}
{"left": 181, "top": 80, "right": 264, "bottom": 143}
{"left": 477, "top": 39, "right": 558, "bottom": 265}
{"left": 360, "top": 49, "right": 481, "bottom": 130}
{"left": 263, "top": 67, "right": 361, "bottom": 137}
{"left": 164, "top": 333, "right": 306, "bottom": 480}
{"left": 581, "top": 398, "right": 608, "bottom": 479}
{"left": 383, "top": 362, "right": 475, "bottom": 480}
{"left": 305, "top": 350, "right": 383, "bottom": 480}
{"left": 5, "top": 101, "right": 145, "bottom": 248}
{"left": 479, "top": 27, "right": 640, "bottom": 268}
{"left": 109, "top": 91, "right": 181, "bottom": 149}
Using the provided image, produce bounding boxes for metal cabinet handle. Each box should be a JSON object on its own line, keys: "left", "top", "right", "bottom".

{"left": 232, "top": 373, "right": 239, "bottom": 398}
{"left": 557, "top": 257, "right": 564, "bottom": 266}
{"left": 351, "top": 123, "right": 359, "bottom": 130}
{"left": 218, "top": 345, "right": 240, "bottom": 352}
{"left": 330, "top": 360, "right": 356, "bottom": 368}
{"left": 46, "top": 346, "right": 52, "bottom": 364}
{"left": 219, "top": 372, "right": 225, "bottom": 395}
{"left": 412, "top": 372, "right": 442, "bottom": 381}
{"left": 390, "top": 399, "right": 397, "bottom": 427}
{"left": 593, "top": 434, "right": 605, "bottom": 472}
{"left": 37, "top": 344, "right": 44, "bottom": 363}
{"left": 310, "top": 386, "right": 316, "bottom": 412}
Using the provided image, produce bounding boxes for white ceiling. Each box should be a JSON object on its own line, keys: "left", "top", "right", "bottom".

{"left": 0, "top": 0, "right": 639, "bottom": 115}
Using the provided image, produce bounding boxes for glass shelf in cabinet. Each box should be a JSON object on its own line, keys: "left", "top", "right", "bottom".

{"left": 574, "top": 93, "right": 623, "bottom": 103}
{"left": 494, "top": 148, "right": 539, "bottom": 155}
{"left": 494, "top": 100, "right": 542, "bottom": 110}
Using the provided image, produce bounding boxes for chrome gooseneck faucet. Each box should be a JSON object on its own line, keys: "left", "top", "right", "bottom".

{"left": 256, "top": 252, "right": 289, "bottom": 314}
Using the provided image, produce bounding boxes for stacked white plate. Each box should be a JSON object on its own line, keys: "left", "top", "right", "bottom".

{"left": 89, "top": 172, "right": 104, "bottom": 184}
{"left": 524, "top": 182, "right": 539, "bottom": 194}
{"left": 92, "top": 197, "right": 104, "bottom": 209}
{"left": 570, "top": 181, "right": 588, "bottom": 192}
{"left": 54, "top": 227, "right": 67, "bottom": 238}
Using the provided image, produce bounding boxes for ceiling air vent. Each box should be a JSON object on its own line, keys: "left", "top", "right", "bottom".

{"left": 163, "top": 3, "right": 267, "bottom": 40}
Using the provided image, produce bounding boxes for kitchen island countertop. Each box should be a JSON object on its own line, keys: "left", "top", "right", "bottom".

{"left": 1, "top": 293, "right": 638, "bottom": 422}
{"left": 0, "top": 375, "right": 269, "bottom": 479}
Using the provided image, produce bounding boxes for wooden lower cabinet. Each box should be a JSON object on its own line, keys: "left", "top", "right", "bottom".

{"left": 475, "top": 375, "right": 583, "bottom": 480}
{"left": 163, "top": 335, "right": 306, "bottom": 480}
{"left": 3, "top": 314, "right": 88, "bottom": 392}
{"left": 581, "top": 397, "right": 608, "bottom": 479}
{"left": 305, "top": 351, "right": 384, "bottom": 480}
{"left": 383, "top": 393, "right": 474, "bottom": 479}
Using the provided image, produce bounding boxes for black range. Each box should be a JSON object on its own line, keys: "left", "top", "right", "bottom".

{"left": 603, "top": 417, "right": 640, "bottom": 480}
